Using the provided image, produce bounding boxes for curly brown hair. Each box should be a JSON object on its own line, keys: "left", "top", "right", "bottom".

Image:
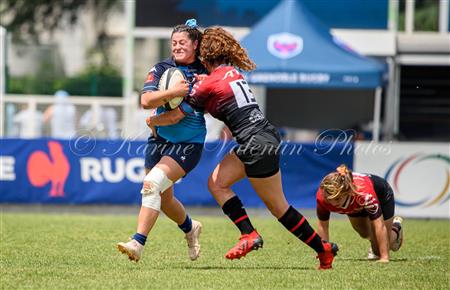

{"left": 200, "top": 27, "right": 256, "bottom": 71}
{"left": 320, "top": 164, "right": 359, "bottom": 200}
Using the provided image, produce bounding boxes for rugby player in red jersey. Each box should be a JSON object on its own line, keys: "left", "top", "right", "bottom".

{"left": 316, "top": 164, "right": 404, "bottom": 262}
{"left": 151, "top": 26, "right": 339, "bottom": 269}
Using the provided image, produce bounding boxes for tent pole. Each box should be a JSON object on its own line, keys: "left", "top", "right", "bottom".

{"left": 122, "top": 0, "right": 135, "bottom": 138}
{"left": 405, "top": 0, "right": 415, "bottom": 34}
{"left": 0, "top": 26, "right": 6, "bottom": 137}
{"left": 372, "top": 87, "right": 382, "bottom": 142}
{"left": 393, "top": 61, "right": 401, "bottom": 137}
{"left": 384, "top": 57, "right": 397, "bottom": 140}
{"left": 388, "top": 0, "right": 399, "bottom": 31}
{"left": 439, "top": 0, "right": 449, "bottom": 34}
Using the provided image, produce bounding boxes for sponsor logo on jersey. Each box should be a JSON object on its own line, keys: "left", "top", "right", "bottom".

{"left": 249, "top": 109, "right": 264, "bottom": 123}
{"left": 356, "top": 193, "right": 379, "bottom": 214}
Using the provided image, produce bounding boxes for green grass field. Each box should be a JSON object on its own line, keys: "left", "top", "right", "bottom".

{"left": 1, "top": 212, "right": 449, "bottom": 289}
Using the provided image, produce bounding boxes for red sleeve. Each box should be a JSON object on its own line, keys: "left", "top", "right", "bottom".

{"left": 187, "top": 79, "right": 210, "bottom": 109}
{"left": 316, "top": 189, "right": 331, "bottom": 221}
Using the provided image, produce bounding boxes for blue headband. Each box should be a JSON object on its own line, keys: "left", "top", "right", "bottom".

{"left": 185, "top": 19, "right": 198, "bottom": 29}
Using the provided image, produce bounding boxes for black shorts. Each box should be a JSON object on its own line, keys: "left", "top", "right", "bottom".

{"left": 144, "top": 136, "right": 203, "bottom": 175}
{"left": 348, "top": 175, "right": 395, "bottom": 220}
{"left": 234, "top": 125, "right": 281, "bottom": 178}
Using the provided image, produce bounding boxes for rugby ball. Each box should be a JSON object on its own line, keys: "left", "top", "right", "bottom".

{"left": 158, "top": 67, "right": 186, "bottom": 110}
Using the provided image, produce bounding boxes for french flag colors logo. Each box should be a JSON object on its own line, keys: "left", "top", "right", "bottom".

{"left": 267, "top": 32, "right": 303, "bottom": 59}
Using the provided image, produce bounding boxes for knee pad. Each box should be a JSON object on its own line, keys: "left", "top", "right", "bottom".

{"left": 141, "top": 167, "right": 173, "bottom": 211}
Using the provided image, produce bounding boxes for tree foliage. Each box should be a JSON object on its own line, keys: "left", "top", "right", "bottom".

{"left": 0, "top": 0, "right": 119, "bottom": 41}
{"left": 398, "top": 0, "right": 440, "bottom": 31}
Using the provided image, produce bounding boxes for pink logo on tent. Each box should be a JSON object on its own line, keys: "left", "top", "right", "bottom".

{"left": 267, "top": 32, "right": 303, "bottom": 59}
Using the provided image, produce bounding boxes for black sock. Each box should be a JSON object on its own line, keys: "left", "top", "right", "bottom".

{"left": 278, "top": 206, "right": 324, "bottom": 253}
{"left": 222, "top": 196, "right": 255, "bottom": 235}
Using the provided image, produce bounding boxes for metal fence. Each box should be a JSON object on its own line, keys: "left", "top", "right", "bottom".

{"left": 1, "top": 93, "right": 150, "bottom": 140}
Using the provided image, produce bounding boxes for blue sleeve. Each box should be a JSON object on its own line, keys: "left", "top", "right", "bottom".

{"left": 141, "top": 64, "right": 165, "bottom": 93}
{"left": 179, "top": 101, "right": 195, "bottom": 115}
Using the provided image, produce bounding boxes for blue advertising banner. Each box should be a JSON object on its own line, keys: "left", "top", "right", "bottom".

{"left": 0, "top": 138, "right": 353, "bottom": 208}
{"left": 0, "top": 138, "right": 145, "bottom": 204}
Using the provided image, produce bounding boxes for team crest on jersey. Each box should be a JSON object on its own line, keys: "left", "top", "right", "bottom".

{"left": 267, "top": 32, "right": 303, "bottom": 59}
{"left": 146, "top": 72, "right": 154, "bottom": 82}
{"left": 146, "top": 67, "right": 157, "bottom": 82}
{"left": 222, "top": 69, "right": 239, "bottom": 80}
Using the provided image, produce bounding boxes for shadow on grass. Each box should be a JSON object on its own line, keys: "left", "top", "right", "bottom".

{"left": 157, "top": 265, "right": 312, "bottom": 270}
{"left": 337, "top": 257, "right": 408, "bottom": 262}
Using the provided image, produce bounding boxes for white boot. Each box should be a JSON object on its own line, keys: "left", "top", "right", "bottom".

{"left": 185, "top": 220, "right": 202, "bottom": 261}
{"left": 367, "top": 246, "right": 379, "bottom": 260}
{"left": 391, "top": 216, "right": 404, "bottom": 251}
{"left": 117, "top": 239, "right": 144, "bottom": 262}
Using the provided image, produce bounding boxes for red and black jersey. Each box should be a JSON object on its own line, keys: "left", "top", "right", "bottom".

{"left": 316, "top": 173, "right": 383, "bottom": 221}
{"left": 187, "top": 66, "right": 269, "bottom": 144}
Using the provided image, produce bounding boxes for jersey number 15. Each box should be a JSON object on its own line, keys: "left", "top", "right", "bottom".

{"left": 229, "top": 79, "right": 256, "bottom": 108}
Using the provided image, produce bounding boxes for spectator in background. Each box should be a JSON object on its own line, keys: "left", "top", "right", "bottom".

{"left": 43, "top": 90, "right": 76, "bottom": 139}
{"left": 102, "top": 107, "right": 119, "bottom": 139}
{"left": 5, "top": 104, "right": 17, "bottom": 136}
{"left": 79, "top": 106, "right": 119, "bottom": 139}
{"left": 130, "top": 97, "right": 154, "bottom": 140}
{"left": 12, "top": 103, "right": 43, "bottom": 138}
{"left": 132, "top": 107, "right": 153, "bottom": 140}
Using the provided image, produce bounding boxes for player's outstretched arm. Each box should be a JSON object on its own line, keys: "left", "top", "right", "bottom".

{"left": 371, "top": 216, "right": 390, "bottom": 262}
{"left": 317, "top": 219, "right": 330, "bottom": 241}
{"left": 316, "top": 202, "right": 331, "bottom": 241}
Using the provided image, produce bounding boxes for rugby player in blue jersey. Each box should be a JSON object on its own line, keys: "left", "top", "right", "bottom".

{"left": 117, "top": 19, "right": 207, "bottom": 262}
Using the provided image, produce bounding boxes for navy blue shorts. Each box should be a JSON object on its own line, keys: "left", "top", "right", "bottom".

{"left": 144, "top": 136, "right": 203, "bottom": 175}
